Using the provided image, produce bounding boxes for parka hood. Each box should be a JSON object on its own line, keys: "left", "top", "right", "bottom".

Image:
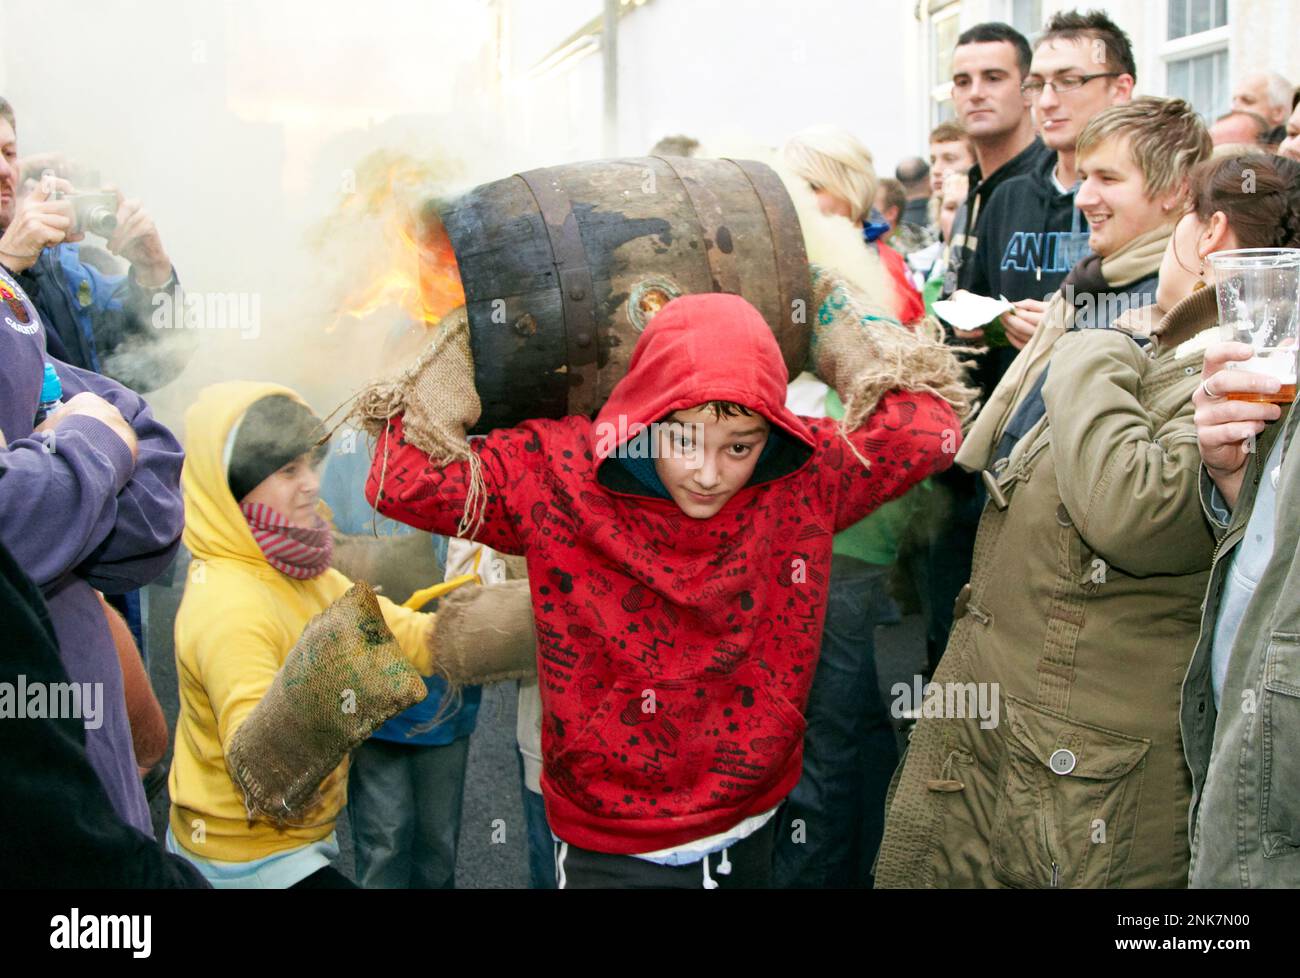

{"left": 181, "top": 380, "right": 320, "bottom": 567}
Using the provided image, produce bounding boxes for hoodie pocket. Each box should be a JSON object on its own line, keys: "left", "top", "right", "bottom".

{"left": 1261, "top": 634, "right": 1300, "bottom": 856}
{"left": 989, "top": 696, "right": 1150, "bottom": 889}
{"left": 549, "top": 662, "right": 806, "bottom": 821}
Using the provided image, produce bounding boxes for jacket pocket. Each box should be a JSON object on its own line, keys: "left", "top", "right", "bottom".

{"left": 1261, "top": 634, "right": 1300, "bottom": 856}
{"left": 549, "top": 662, "right": 807, "bottom": 821}
{"left": 990, "top": 696, "right": 1150, "bottom": 888}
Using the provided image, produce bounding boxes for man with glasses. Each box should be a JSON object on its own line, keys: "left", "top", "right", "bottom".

{"left": 962, "top": 10, "right": 1135, "bottom": 351}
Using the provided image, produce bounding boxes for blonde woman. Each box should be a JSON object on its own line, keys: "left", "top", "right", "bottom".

{"left": 782, "top": 126, "right": 924, "bottom": 325}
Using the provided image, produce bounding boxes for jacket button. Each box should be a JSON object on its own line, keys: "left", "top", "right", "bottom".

{"left": 953, "top": 583, "right": 972, "bottom": 621}
{"left": 981, "top": 470, "right": 1009, "bottom": 510}
{"left": 1055, "top": 503, "right": 1072, "bottom": 527}
{"left": 1049, "top": 748, "right": 1076, "bottom": 775}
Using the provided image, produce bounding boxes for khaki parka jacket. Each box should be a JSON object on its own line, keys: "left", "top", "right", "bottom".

{"left": 876, "top": 286, "right": 1219, "bottom": 888}
{"left": 1182, "top": 385, "right": 1298, "bottom": 887}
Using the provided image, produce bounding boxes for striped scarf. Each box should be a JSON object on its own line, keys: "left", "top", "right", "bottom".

{"left": 240, "top": 502, "right": 334, "bottom": 580}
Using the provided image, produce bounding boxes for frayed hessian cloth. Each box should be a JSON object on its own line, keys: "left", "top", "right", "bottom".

{"left": 808, "top": 263, "right": 979, "bottom": 444}
{"left": 225, "top": 582, "right": 428, "bottom": 823}
{"left": 341, "top": 308, "right": 487, "bottom": 539}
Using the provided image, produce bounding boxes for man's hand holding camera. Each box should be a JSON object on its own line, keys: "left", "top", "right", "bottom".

{"left": 0, "top": 175, "right": 82, "bottom": 273}
{"left": 0, "top": 172, "right": 173, "bottom": 288}
{"left": 106, "top": 189, "right": 173, "bottom": 288}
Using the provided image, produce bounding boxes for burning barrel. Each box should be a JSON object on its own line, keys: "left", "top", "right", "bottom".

{"left": 432, "top": 157, "right": 811, "bottom": 433}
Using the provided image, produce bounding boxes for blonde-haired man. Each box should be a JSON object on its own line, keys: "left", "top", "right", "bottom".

{"left": 962, "top": 96, "right": 1213, "bottom": 473}
{"left": 876, "top": 97, "right": 1214, "bottom": 889}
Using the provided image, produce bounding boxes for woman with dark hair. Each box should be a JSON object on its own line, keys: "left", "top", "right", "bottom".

{"left": 1178, "top": 152, "right": 1300, "bottom": 888}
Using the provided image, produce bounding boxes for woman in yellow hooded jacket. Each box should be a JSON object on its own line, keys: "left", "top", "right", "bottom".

{"left": 166, "top": 381, "right": 437, "bottom": 888}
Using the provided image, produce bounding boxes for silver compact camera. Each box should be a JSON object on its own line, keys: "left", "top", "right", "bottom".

{"left": 50, "top": 189, "right": 119, "bottom": 238}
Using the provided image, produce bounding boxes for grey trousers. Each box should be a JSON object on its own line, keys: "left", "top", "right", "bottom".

{"left": 346, "top": 736, "right": 470, "bottom": 889}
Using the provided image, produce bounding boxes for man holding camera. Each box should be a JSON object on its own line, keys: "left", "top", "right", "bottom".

{"left": 0, "top": 96, "right": 194, "bottom": 394}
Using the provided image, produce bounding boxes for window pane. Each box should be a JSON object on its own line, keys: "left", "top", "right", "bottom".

{"left": 1168, "top": 58, "right": 1189, "bottom": 97}
{"left": 1193, "top": 51, "right": 1214, "bottom": 113}
{"left": 1167, "top": 49, "right": 1230, "bottom": 121}
{"left": 933, "top": 14, "right": 960, "bottom": 89}
{"left": 1169, "top": 0, "right": 1228, "bottom": 38}
{"left": 1212, "top": 48, "right": 1229, "bottom": 118}
{"left": 1012, "top": 0, "right": 1042, "bottom": 37}
{"left": 1190, "top": 0, "right": 1212, "bottom": 34}
{"left": 1168, "top": 0, "right": 1187, "bottom": 39}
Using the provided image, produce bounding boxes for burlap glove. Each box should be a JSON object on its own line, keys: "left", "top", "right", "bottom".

{"left": 434, "top": 578, "right": 538, "bottom": 686}
{"left": 350, "top": 307, "right": 480, "bottom": 453}
{"left": 225, "top": 583, "right": 427, "bottom": 823}
{"left": 345, "top": 308, "right": 489, "bottom": 538}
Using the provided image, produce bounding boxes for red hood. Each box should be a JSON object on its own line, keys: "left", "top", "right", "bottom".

{"left": 592, "top": 293, "right": 814, "bottom": 455}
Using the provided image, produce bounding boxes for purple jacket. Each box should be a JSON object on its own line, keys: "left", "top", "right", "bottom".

{"left": 0, "top": 265, "right": 184, "bottom": 835}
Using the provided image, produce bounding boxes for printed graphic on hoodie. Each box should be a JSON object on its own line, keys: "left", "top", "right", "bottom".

{"left": 999, "top": 229, "right": 1092, "bottom": 278}
{"left": 366, "top": 293, "right": 961, "bottom": 854}
{"left": 968, "top": 148, "right": 1094, "bottom": 304}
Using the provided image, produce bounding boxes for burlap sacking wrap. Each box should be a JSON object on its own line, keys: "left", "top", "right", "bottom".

{"left": 344, "top": 308, "right": 488, "bottom": 538}
{"left": 226, "top": 582, "right": 428, "bottom": 822}
{"left": 435, "top": 578, "right": 537, "bottom": 685}
{"left": 809, "top": 263, "right": 978, "bottom": 434}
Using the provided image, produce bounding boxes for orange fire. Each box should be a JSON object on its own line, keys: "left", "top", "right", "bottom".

{"left": 333, "top": 162, "right": 465, "bottom": 330}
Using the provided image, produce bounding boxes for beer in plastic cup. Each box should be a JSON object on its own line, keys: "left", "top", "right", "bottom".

{"left": 1209, "top": 248, "right": 1300, "bottom": 404}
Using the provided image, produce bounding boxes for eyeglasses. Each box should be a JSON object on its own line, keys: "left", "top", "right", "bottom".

{"left": 1020, "top": 72, "right": 1121, "bottom": 97}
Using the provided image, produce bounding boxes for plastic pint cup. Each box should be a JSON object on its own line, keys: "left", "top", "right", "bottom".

{"left": 1209, "top": 248, "right": 1300, "bottom": 404}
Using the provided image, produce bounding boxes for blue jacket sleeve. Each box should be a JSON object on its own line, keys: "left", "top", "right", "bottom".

{"left": 57, "top": 360, "right": 185, "bottom": 592}
{"left": 0, "top": 359, "right": 184, "bottom": 592}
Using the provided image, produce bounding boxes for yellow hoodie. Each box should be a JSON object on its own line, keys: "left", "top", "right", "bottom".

{"left": 168, "top": 381, "right": 436, "bottom": 863}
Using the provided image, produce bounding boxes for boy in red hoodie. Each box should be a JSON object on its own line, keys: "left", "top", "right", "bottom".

{"left": 366, "top": 292, "right": 959, "bottom": 888}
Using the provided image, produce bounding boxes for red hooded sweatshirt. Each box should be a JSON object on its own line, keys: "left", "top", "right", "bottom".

{"left": 366, "top": 293, "right": 959, "bottom": 854}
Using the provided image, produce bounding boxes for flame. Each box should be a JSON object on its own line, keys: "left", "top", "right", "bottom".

{"left": 332, "top": 161, "right": 465, "bottom": 330}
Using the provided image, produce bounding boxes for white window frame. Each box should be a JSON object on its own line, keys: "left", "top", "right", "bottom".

{"left": 1158, "top": 0, "right": 1230, "bottom": 110}
{"left": 929, "top": 2, "right": 962, "bottom": 127}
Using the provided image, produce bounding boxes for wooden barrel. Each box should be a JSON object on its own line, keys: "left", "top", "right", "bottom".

{"left": 435, "top": 156, "right": 811, "bottom": 433}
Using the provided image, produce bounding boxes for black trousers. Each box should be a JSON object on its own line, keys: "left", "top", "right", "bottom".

{"left": 555, "top": 818, "right": 775, "bottom": 889}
